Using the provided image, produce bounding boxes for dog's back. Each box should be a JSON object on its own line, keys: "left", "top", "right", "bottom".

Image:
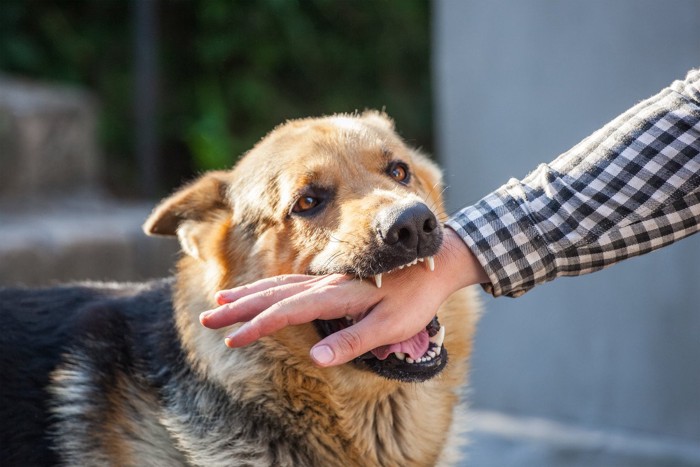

{"left": 0, "top": 281, "right": 175, "bottom": 466}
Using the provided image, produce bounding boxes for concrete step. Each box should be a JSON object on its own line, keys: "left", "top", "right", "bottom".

{"left": 464, "top": 410, "right": 700, "bottom": 467}
{"left": 0, "top": 198, "right": 178, "bottom": 286}
{"left": 0, "top": 76, "right": 101, "bottom": 198}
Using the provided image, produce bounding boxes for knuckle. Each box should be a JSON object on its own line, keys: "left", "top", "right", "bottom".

{"left": 273, "top": 275, "right": 290, "bottom": 285}
{"left": 258, "top": 287, "right": 278, "bottom": 300}
{"left": 335, "top": 328, "right": 364, "bottom": 356}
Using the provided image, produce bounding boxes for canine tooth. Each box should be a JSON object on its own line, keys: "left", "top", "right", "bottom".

{"left": 429, "top": 325, "right": 445, "bottom": 348}
{"left": 426, "top": 256, "right": 435, "bottom": 271}
{"left": 374, "top": 274, "right": 382, "bottom": 288}
{"left": 394, "top": 352, "right": 406, "bottom": 361}
{"left": 406, "top": 357, "right": 415, "bottom": 364}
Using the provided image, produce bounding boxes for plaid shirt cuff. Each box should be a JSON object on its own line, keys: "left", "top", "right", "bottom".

{"left": 446, "top": 189, "right": 557, "bottom": 297}
{"left": 447, "top": 68, "right": 700, "bottom": 298}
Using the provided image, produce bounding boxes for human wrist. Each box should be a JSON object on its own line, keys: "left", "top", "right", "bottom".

{"left": 438, "top": 227, "right": 489, "bottom": 290}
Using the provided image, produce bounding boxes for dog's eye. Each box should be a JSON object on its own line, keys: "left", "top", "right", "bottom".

{"left": 387, "top": 161, "right": 410, "bottom": 184}
{"left": 292, "top": 196, "right": 320, "bottom": 213}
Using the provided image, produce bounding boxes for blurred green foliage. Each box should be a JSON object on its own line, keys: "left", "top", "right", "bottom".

{"left": 0, "top": 0, "right": 432, "bottom": 194}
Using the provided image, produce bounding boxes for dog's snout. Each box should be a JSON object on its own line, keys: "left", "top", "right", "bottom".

{"left": 378, "top": 203, "right": 440, "bottom": 254}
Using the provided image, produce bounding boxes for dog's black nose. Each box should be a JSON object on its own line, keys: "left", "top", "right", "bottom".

{"left": 377, "top": 202, "right": 440, "bottom": 255}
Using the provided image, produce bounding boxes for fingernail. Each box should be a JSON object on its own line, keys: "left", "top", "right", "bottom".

{"left": 199, "top": 311, "right": 212, "bottom": 323}
{"left": 224, "top": 336, "right": 234, "bottom": 347}
{"left": 310, "top": 345, "right": 335, "bottom": 365}
{"left": 216, "top": 290, "right": 238, "bottom": 305}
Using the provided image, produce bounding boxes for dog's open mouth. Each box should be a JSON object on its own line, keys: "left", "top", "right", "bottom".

{"left": 313, "top": 256, "right": 448, "bottom": 383}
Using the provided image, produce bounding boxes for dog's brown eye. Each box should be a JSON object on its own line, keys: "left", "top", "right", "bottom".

{"left": 293, "top": 196, "right": 319, "bottom": 213}
{"left": 388, "top": 161, "right": 410, "bottom": 184}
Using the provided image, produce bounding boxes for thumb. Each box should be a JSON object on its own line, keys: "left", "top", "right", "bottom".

{"left": 310, "top": 309, "right": 394, "bottom": 366}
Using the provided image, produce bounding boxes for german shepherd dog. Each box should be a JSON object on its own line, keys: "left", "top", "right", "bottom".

{"left": 1, "top": 112, "right": 479, "bottom": 466}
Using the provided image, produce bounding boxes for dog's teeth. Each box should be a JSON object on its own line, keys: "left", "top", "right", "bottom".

{"left": 374, "top": 274, "right": 382, "bottom": 288}
{"left": 418, "top": 258, "right": 424, "bottom": 263}
{"left": 426, "top": 256, "right": 435, "bottom": 271}
{"left": 428, "top": 325, "right": 445, "bottom": 348}
{"left": 406, "top": 357, "right": 415, "bottom": 364}
{"left": 394, "top": 352, "right": 406, "bottom": 361}
{"left": 428, "top": 350, "right": 436, "bottom": 358}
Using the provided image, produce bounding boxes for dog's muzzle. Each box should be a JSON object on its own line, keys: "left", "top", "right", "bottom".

{"left": 313, "top": 201, "right": 448, "bottom": 383}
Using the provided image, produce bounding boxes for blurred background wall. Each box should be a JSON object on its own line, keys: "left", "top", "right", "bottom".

{"left": 1, "top": 1, "right": 698, "bottom": 465}
{"left": 435, "top": 0, "right": 700, "bottom": 465}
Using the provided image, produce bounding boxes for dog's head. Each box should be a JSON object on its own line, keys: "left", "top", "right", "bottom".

{"left": 145, "top": 111, "right": 461, "bottom": 383}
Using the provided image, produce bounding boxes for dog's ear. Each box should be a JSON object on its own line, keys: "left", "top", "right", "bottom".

{"left": 360, "top": 110, "right": 395, "bottom": 131}
{"left": 143, "top": 171, "right": 231, "bottom": 257}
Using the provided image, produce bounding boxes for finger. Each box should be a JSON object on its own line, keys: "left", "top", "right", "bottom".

{"left": 215, "top": 274, "right": 317, "bottom": 305}
{"left": 310, "top": 302, "right": 433, "bottom": 367}
{"left": 201, "top": 277, "right": 322, "bottom": 329}
{"left": 308, "top": 309, "right": 391, "bottom": 366}
{"left": 224, "top": 276, "right": 379, "bottom": 347}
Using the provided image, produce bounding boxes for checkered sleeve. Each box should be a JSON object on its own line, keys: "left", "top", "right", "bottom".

{"left": 446, "top": 69, "right": 700, "bottom": 298}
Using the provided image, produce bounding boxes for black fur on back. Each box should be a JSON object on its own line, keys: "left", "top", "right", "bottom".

{"left": 0, "top": 280, "right": 324, "bottom": 466}
{"left": 0, "top": 280, "right": 178, "bottom": 466}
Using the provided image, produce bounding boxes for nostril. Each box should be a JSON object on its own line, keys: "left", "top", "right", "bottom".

{"left": 423, "top": 216, "right": 437, "bottom": 233}
{"left": 398, "top": 227, "right": 412, "bottom": 243}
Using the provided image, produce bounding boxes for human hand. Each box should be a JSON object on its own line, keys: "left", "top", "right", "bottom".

{"left": 199, "top": 228, "right": 488, "bottom": 366}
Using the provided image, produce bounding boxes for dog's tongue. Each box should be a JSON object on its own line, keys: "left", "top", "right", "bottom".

{"left": 370, "top": 329, "right": 429, "bottom": 360}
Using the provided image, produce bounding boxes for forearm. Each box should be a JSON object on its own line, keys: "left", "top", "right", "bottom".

{"left": 448, "top": 69, "right": 700, "bottom": 297}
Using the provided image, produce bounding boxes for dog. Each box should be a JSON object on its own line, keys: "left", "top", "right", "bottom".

{"left": 0, "top": 111, "right": 479, "bottom": 466}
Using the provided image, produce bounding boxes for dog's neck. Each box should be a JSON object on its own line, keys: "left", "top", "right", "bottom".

{"left": 172, "top": 257, "right": 466, "bottom": 466}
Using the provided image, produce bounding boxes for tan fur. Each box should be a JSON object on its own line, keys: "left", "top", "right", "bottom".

{"left": 145, "top": 111, "right": 479, "bottom": 466}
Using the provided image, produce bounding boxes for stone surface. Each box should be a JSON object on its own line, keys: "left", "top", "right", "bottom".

{"left": 0, "top": 77, "right": 177, "bottom": 287}
{"left": 0, "top": 76, "right": 101, "bottom": 198}
{"left": 0, "top": 199, "right": 178, "bottom": 286}
{"left": 465, "top": 410, "right": 700, "bottom": 467}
